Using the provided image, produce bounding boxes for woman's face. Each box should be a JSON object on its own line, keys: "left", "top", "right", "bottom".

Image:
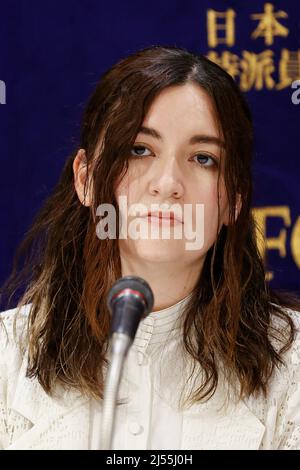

{"left": 115, "top": 82, "right": 229, "bottom": 267}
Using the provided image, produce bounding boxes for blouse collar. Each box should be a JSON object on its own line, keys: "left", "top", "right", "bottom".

{"left": 132, "top": 293, "right": 192, "bottom": 353}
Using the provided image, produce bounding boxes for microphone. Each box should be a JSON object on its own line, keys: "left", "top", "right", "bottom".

{"left": 108, "top": 275, "right": 154, "bottom": 341}
{"left": 100, "top": 276, "right": 154, "bottom": 449}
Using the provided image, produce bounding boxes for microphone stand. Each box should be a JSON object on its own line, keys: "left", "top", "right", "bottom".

{"left": 100, "top": 332, "right": 131, "bottom": 450}
{"left": 100, "top": 275, "right": 154, "bottom": 450}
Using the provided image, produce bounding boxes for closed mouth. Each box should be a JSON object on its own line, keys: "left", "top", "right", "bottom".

{"left": 146, "top": 211, "right": 183, "bottom": 224}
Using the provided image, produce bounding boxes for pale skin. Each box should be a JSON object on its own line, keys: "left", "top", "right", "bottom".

{"left": 73, "top": 82, "right": 236, "bottom": 311}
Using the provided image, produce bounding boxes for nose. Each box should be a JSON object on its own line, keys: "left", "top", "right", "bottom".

{"left": 148, "top": 157, "right": 184, "bottom": 200}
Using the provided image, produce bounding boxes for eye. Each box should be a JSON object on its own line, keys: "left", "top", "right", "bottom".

{"left": 130, "top": 145, "right": 153, "bottom": 157}
{"left": 193, "top": 153, "right": 217, "bottom": 168}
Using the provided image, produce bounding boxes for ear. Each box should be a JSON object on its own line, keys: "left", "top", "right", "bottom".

{"left": 73, "top": 148, "right": 92, "bottom": 207}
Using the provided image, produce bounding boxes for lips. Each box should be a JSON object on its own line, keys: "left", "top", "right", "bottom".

{"left": 146, "top": 210, "right": 183, "bottom": 224}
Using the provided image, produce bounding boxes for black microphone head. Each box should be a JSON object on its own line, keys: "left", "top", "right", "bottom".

{"left": 107, "top": 275, "right": 154, "bottom": 314}
{"left": 107, "top": 276, "right": 154, "bottom": 339}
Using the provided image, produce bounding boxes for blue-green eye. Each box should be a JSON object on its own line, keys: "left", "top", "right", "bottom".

{"left": 193, "top": 154, "right": 217, "bottom": 168}
{"left": 130, "top": 145, "right": 152, "bottom": 157}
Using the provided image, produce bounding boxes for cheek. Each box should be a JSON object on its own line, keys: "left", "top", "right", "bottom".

{"left": 115, "top": 176, "right": 128, "bottom": 199}
{"left": 205, "top": 203, "right": 228, "bottom": 240}
{"left": 194, "top": 182, "right": 228, "bottom": 243}
{"left": 115, "top": 162, "right": 143, "bottom": 201}
{"left": 115, "top": 173, "right": 144, "bottom": 218}
{"left": 115, "top": 170, "right": 136, "bottom": 201}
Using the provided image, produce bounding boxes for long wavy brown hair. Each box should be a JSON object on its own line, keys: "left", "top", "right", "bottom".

{"left": 2, "top": 45, "right": 300, "bottom": 402}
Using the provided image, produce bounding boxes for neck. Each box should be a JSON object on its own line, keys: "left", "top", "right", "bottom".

{"left": 120, "top": 255, "right": 203, "bottom": 311}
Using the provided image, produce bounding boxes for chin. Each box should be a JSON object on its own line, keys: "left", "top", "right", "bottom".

{"left": 127, "top": 238, "right": 186, "bottom": 263}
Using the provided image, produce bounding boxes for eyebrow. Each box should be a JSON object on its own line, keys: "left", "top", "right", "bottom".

{"left": 137, "top": 125, "right": 225, "bottom": 148}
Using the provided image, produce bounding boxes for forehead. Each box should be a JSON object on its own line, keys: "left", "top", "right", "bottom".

{"left": 141, "top": 83, "right": 220, "bottom": 138}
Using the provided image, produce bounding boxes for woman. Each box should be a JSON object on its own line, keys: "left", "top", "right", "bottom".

{"left": 1, "top": 45, "right": 300, "bottom": 450}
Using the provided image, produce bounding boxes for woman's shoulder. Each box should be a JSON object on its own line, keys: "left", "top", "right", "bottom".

{"left": 285, "top": 305, "right": 300, "bottom": 364}
{"left": 0, "top": 303, "right": 31, "bottom": 359}
{"left": 0, "top": 303, "right": 31, "bottom": 320}
{"left": 247, "top": 303, "right": 300, "bottom": 405}
{"left": 269, "top": 303, "right": 300, "bottom": 366}
{"left": 255, "top": 303, "right": 300, "bottom": 406}
{"left": 274, "top": 302, "right": 300, "bottom": 324}
{"left": 271, "top": 301, "right": 300, "bottom": 345}
{"left": 245, "top": 304, "right": 300, "bottom": 448}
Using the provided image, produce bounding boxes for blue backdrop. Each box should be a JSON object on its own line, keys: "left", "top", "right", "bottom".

{"left": 0, "top": 0, "right": 299, "bottom": 297}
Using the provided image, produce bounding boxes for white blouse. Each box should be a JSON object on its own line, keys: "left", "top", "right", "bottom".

{"left": 1, "top": 299, "right": 300, "bottom": 450}
{"left": 90, "top": 294, "right": 191, "bottom": 450}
